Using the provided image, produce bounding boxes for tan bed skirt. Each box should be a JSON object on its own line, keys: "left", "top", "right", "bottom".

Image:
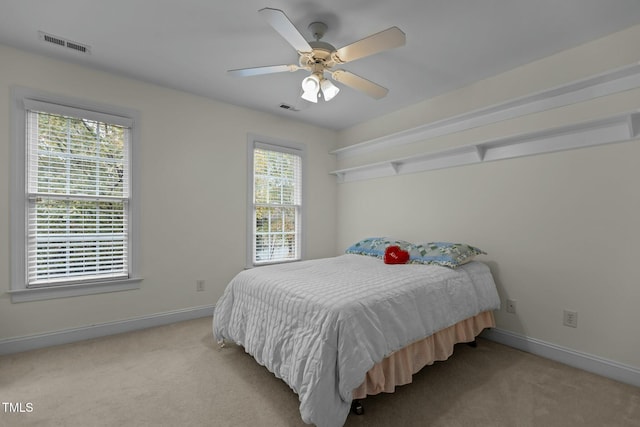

{"left": 352, "top": 310, "right": 495, "bottom": 399}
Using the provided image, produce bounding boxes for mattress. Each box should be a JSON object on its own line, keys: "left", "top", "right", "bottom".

{"left": 213, "top": 254, "right": 500, "bottom": 427}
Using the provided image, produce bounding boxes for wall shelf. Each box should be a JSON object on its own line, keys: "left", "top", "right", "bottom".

{"left": 331, "top": 62, "right": 640, "bottom": 160}
{"left": 330, "top": 111, "right": 640, "bottom": 183}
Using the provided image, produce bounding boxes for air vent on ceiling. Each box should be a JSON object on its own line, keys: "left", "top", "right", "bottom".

{"left": 279, "top": 103, "right": 299, "bottom": 111}
{"left": 38, "top": 31, "right": 91, "bottom": 54}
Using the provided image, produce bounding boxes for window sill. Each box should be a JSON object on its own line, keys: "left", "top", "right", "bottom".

{"left": 7, "top": 277, "right": 143, "bottom": 303}
{"left": 246, "top": 259, "right": 302, "bottom": 269}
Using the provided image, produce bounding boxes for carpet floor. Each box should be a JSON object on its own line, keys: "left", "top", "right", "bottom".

{"left": 1, "top": 317, "right": 638, "bottom": 426}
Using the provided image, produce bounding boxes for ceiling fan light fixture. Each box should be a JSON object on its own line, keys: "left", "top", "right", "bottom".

{"left": 320, "top": 78, "right": 340, "bottom": 101}
{"left": 301, "top": 74, "right": 320, "bottom": 103}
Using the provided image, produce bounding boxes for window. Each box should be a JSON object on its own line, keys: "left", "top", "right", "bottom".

{"left": 248, "top": 136, "right": 304, "bottom": 266}
{"left": 10, "top": 88, "right": 140, "bottom": 302}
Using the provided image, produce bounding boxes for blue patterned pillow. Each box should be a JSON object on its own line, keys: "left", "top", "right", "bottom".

{"left": 345, "top": 237, "right": 412, "bottom": 258}
{"left": 407, "top": 242, "right": 486, "bottom": 268}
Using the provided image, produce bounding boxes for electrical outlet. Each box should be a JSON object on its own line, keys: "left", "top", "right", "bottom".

{"left": 196, "top": 280, "right": 205, "bottom": 292}
{"left": 563, "top": 309, "right": 578, "bottom": 328}
{"left": 506, "top": 299, "right": 517, "bottom": 314}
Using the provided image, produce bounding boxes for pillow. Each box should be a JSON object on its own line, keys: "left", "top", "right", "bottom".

{"left": 345, "top": 237, "right": 411, "bottom": 258}
{"left": 383, "top": 245, "right": 410, "bottom": 264}
{"left": 407, "top": 242, "right": 486, "bottom": 268}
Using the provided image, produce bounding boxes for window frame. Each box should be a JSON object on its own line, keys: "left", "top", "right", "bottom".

{"left": 9, "top": 87, "right": 142, "bottom": 303}
{"left": 246, "top": 134, "right": 306, "bottom": 268}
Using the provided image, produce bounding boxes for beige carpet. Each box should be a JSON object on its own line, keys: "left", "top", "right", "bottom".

{"left": 1, "top": 317, "right": 638, "bottom": 427}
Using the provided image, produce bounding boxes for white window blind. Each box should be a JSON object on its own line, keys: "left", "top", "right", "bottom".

{"left": 252, "top": 143, "right": 302, "bottom": 264}
{"left": 25, "top": 104, "right": 131, "bottom": 287}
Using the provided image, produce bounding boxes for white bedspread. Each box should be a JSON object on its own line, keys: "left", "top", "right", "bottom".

{"left": 213, "top": 254, "right": 500, "bottom": 427}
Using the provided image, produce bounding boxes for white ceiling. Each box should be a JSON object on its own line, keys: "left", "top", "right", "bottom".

{"left": 2, "top": 0, "right": 640, "bottom": 130}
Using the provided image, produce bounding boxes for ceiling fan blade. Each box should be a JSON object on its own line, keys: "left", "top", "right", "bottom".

{"left": 334, "top": 27, "right": 406, "bottom": 63}
{"left": 331, "top": 70, "right": 389, "bottom": 99}
{"left": 258, "top": 7, "right": 313, "bottom": 53}
{"left": 228, "top": 64, "right": 301, "bottom": 77}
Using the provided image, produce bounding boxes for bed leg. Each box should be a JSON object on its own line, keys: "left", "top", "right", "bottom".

{"left": 351, "top": 399, "right": 364, "bottom": 415}
{"left": 467, "top": 339, "right": 478, "bottom": 348}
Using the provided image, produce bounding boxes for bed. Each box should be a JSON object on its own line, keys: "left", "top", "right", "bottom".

{"left": 213, "top": 247, "right": 500, "bottom": 427}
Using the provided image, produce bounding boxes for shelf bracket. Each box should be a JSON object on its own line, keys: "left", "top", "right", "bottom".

{"left": 473, "top": 145, "right": 486, "bottom": 161}
{"left": 629, "top": 112, "right": 640, "bottom": 138}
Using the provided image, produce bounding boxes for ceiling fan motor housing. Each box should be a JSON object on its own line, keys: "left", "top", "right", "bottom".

{"left": 300, "top": 40, "right": 337, "bottom": 71}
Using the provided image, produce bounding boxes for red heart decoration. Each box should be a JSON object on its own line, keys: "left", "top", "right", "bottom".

{"left": 384, "top": 245, "right": 410, "bottom": 264}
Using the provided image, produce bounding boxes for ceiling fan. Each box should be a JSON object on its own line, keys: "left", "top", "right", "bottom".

{"left": 228, "top": 8, "right": 406, "bottom": 103}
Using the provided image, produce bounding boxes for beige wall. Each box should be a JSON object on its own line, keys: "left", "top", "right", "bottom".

{"left": 0, "top": 44, "right": 337, "bottom": 339}
{"left": 336, "top": 25, "right": 640, "bottom": 369}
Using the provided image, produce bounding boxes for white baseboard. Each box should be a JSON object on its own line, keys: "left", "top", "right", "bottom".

{"left": 481, "top": 327, "right": 640, "bottom": 388}
{"left": 0, "top": 305, "right": 215, "bottom": 356}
